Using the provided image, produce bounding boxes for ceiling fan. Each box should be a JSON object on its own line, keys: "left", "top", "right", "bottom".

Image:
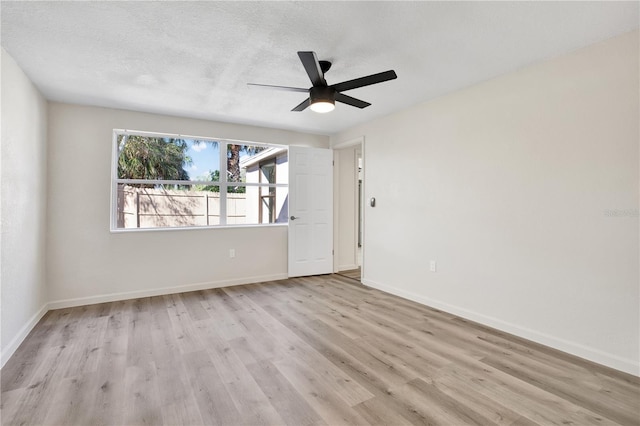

{"left": 248, "top": 51, "right": 397, "bottom": 113}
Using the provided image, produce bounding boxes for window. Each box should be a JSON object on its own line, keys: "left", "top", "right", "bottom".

{"left": 111, "top": 130, "right": 288, "bottom": 230}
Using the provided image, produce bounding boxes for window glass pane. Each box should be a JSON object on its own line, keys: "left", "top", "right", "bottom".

{"left": 242, "top": 186, "right": 288, "bottom": 225}
{"left": 116, "top": 184, "right": 220, "bottom": 229}
{"left": 116, "top": 135, "right": 220, "bottom": 183}
{"left": 227, "top": 192, "right": 246, "bottom": 225}
{"left": 275, "top": 153, "right": 288, "bottom": 185}
{"left": 186, "top": 139, "right": 220, "bottom": 182}
{"left": 117, "top": 135, "right": 193, "bottom": 181}
{"left": 275, "top": 186, "right": 289, "bottom": 223}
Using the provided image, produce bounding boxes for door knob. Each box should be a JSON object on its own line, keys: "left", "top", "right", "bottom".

{"left": 290, "top": 216, "right": 299, "bottom": 221}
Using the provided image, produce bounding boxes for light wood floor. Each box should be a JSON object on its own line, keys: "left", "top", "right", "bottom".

{"left": 2, "top": 275, "right": 639, "bottom": 426}
{"left": 337, "top": 268, "right": 361, "bottom": 282}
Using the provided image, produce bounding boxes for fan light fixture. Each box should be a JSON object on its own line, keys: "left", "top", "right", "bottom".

{"left": 309, "top": 86, "right": 335, "bottom": 113}
{"left": 310, "top": 100, "right": 335, "bottom": 113}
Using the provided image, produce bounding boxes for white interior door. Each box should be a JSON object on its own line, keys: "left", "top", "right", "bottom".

{"left": 288, "top": 146, "right": 333, "bottom": 277}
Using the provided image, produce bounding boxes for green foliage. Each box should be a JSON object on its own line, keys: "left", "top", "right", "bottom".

{"left": 194, "top": 169, "right": 246, "bottom": 193}
{"left": 195, "top": 170, "right": 220, "bottom": 192}
{"left": 117, "top": 135, "right": 192, "bottom": 187}
{"left": 228, "top": 184, "right": 246, "bottom": 194}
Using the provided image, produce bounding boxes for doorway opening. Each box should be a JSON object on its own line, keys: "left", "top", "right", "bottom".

{"left": 333, "top": 138, "right": 364, "bottom": 282}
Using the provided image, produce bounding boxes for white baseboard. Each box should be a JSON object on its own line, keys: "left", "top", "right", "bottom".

{"left": 362, "top": 278, "right": 639, "bottom": 377}
{"left": 48, "top": 273, "right": 289, "bottom": 310}
{"left": 1, "top": 303, "right": 48, "bottom": 369}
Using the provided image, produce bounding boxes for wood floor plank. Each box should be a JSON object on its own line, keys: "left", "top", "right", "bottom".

{"left": 481, "top": 354, "right": 640, "bottom": 425}
{"left": 180, "top": 290, "right": 213, "bottom": 322}
{"left": 164, "top": 293, "right": 205, "bottom": 355}
{"left": 509, "top": 416, "right": 542, "bottom": 426}
{"left": 122, "top": 363, "right": 164, "bottom": 426}
{"left": 0, "top": 387, "right": 26, "bottom": 424}
{"left": 437, "top": 361, "right": 620, "bottom": 426}
{"left": 430, "top": 369, "right": 527, "bottom": 425}
{"left": 246, "top": 360, "right": 327, "bottom": 426}
{"left": 42, "top": 373, "right": 100, "bottom": 426}
{"left": 336, "top": 268, "right": 361, "bottom": 281}
{"left": 150, "top": 327, "right": 204, "bottom": 426}
{"left": 389, "top": 377, "right": 497, "bottom": 425}
{"left": 87, "top": 302, "right": 129, "bottom": 426}
{"left": 216, "top": 357, "right": 286, "bottom": 426}
{"left": 273, "top": 356, "right": 370, "bottom": 425}
{"left": 186, "top": 307, "right": 286, "bottom": 425}
{"left": 0, "top": 311, "right": 60, "bottom": 392}
{"left": 263, "top": 301, "right": 416, "bottom": 392}
{"left": 240, "top": 307, "right": 376, "bottom": 408}
{"left": 125, "top": 297, "right": 155, "bottom": 367}
{"left": 4, "top": 344, "right": 74, "bottom": 425}
{"left": 352, "top": 397, "right": 415, "bottom": 426}
{"left": 2, "top": 274, "right": 638, "bottom": 426}
{"left": 221, "top": 305, "right": 279, "bottom": 362}
{"left": 197, "top": 289, "right": 248, "bottom": 341}
{"left": 64, "top": 314, "right": 110, "bottom": 378}
{"left": 477, "top": 329, "right": 640, "bottom": 399}
{"left": 183, "top": 350, "right": 241, "bottom": 426}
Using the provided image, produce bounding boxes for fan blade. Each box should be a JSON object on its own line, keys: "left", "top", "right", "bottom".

{"left": 247, "top": 83, "right": 308, "bottom": 93}
{"left": 292, "top": 98, "right": 310, "bottom": 112}
{"left": 298, "top": 51, "right": 326, "bottom": 86}
{"left": 335, "top": 93, "right": 371, "bottom": 109}
{"left": 331, "top": 70, "right": 397, "bottom": 93}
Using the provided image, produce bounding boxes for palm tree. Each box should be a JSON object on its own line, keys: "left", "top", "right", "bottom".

{"left": 227, "top": 143, "right": 264, "bottom": 193}
{"left": 117, "top": 135, "right": 192, "bottom": 187}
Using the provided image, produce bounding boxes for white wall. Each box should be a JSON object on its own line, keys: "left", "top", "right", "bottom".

{"left": 332, "top": 31, "right": 639, "bottom": 375}
{"left": 1, "top": 49, "right": 49, "bottom": 365}
{"left": 47, "top": 103, "right": 328, "bottom": 307}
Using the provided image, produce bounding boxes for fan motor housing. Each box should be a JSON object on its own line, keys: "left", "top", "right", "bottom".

{"left": 310, "top": 86, "right": 335, "bottom": 104}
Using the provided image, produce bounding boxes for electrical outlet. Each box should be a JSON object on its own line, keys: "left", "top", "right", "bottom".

{"left": 229, "top": 249, "right": 235, "bottom": 258}
{"left": 430, "top": 260, "right": 437, "bottom": 272}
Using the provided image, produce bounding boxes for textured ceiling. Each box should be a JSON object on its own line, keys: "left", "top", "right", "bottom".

{"left": 1, "top": 1, "right": 638, "bottom": 136}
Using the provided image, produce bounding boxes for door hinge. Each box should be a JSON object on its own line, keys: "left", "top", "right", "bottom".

{"left": 332, "top": 249, "right": 334, "bottom": 255}
{"left": 332, "top": 160, "right": 335, "bottom": 166}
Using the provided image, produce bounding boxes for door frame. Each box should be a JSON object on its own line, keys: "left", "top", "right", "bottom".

{"left": 332, "top": 136, "right": 365, "bottom": 278}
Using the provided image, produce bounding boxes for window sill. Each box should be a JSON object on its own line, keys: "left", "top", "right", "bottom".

{"left": 110, "top": 222, "right": 289, "bottom": 234}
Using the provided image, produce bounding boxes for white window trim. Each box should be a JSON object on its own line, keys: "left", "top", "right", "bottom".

{"left": 110, "top": 129, "right": 288, "bottom": 232}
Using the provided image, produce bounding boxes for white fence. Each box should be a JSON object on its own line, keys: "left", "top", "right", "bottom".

{"left": 117, "top": 185, "right": 247, "bottom": 228}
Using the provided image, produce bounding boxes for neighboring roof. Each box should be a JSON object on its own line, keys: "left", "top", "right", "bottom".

{"left": 240, "top": 147, "right": 287, "bottom": 169}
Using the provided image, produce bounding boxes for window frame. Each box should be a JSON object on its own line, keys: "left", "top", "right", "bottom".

{"left": 110, "top": 129, "right": 289, "bottom": 232}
